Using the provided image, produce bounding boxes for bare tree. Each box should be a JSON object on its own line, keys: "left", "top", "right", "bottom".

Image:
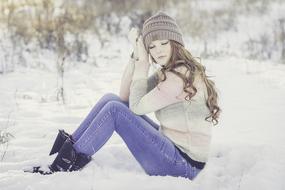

{"left": 279, "top": 18, "right": 285, "bottom": 63}
{"left": 54, "top": 15, "right": 68, "bottom": 104}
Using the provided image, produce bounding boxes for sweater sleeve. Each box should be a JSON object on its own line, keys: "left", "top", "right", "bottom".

{"left": 129, "top": 71, "right": 184, "bottom": 115}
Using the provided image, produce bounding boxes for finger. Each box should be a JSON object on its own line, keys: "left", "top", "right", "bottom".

{"left": 136, "top": 36, "right": 142, "bottom": 47}
{"left": 138, "top": 36, "right": 147, "bottom": 52}
{"left": 137, "top": 37, "right": 143, "bottom": 47}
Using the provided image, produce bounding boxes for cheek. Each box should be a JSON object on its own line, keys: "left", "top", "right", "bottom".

{"left": 149, "top": 50, "right": 156, "bottom": 57}
{"left": 165, "top": 46, "right": 172, "bottom": 58}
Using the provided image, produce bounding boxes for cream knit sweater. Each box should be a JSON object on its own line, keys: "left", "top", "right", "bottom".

{"left": 127, "top": 65, "right": 213, "bottom": 163}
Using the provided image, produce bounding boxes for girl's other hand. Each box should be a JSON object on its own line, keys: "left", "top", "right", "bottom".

{"left": 136, "top": 35, "right": 149, "bottom": 65}
{"left": 128, "top": 27, "right": 139, "bottom": 48}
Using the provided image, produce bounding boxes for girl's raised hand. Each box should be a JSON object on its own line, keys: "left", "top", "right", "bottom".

{"left": 135, "top": 35, "right": 149, "bottom": 69}
{"left": 128, "top": 27, "right": 139, "bottom": 49}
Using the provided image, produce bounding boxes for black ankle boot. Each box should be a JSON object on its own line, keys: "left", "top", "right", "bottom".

{"left": 49, "top": 129, "right": 72, "bottom": 156}
{"left": 25, "top": 138, "right": 91, "bottom": 175}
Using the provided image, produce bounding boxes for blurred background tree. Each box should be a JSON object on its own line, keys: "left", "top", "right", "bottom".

{"left": 0, "top": 0, "right": 284, "bottom": 74}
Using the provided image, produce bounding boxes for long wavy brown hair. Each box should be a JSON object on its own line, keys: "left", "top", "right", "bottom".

{"left": 149, "top": 40, "right": 221, "bottom": 126}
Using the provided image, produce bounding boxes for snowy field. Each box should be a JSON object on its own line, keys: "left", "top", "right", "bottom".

{"left": 0, "top": 52, "right": 285, "bottom": 190}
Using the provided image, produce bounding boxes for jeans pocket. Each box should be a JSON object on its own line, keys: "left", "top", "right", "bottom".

{"left": 173, "top": 148, "right": 187, "bottom": 165}
{"left": 173, "top": 148, "right": 203, "bottom": 180}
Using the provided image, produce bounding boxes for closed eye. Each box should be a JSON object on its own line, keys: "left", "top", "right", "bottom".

{"left": 161, "top": 41, "right": 169, "bottom": 45}
{"left": 148, "top": 41, "right": 169, "bottom": 49}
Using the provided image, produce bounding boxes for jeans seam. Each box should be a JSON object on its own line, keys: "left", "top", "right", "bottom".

{"left": 118, "top": 110, "right": 186, "bottom": 166}
{"left": 77, "top": 111, "right": 112, "bottom": 150}
{"left": 77, "top": 102, "right": 189, "bottom": 178}
{"left": 183, "top": 161, "right": 189, "bottom": 178}
{"left": 117, "top": 110, "right": 151, "bottom": 140}
{"left": 117, "top": 110, "right": 177, "bottom": 176}
{"left": 82, "top": 94, "right": 124, "bottom": 131}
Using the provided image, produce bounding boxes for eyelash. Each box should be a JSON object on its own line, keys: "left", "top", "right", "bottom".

{"left": 149, "top": 41, "right": 169, "bottom": 49}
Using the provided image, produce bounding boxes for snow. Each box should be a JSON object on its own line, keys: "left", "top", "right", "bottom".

{"left": 1, "top": 48, "right": 285, "bottom": 189}
{"left": 1, "top": 1, "right": 285, "bottom": 188}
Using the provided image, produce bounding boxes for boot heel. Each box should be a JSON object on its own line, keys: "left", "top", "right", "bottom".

{"left": 25, "top": 138, "right": 91, "bottom": 175}
{"left": 49, "top": 129, "right": 72, "bottom": 156}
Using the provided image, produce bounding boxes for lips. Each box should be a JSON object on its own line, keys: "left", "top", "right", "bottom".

{"left": 158, "top": 56, "right": 166, "bottom": 59}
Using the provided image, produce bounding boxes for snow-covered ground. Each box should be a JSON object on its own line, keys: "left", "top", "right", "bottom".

{"left": 1, "top": 0, "right": 285, "bottom": 188}
{"left": 0, "top": 51, "right": 285, "bottom": 189}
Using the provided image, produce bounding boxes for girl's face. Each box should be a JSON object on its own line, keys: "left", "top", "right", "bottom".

{"left": 148, "top": 39, "right": 172, "bottom": 66}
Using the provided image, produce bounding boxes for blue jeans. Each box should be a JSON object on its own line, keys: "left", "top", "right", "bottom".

{"left": 71, "top": 93, "right": 202, "bottom": 180}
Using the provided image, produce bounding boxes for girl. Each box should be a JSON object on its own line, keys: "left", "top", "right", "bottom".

{"left": 25, "top": 11, "right": 221, "bottom": 181}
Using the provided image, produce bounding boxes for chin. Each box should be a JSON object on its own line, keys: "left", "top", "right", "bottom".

{"left": 158, "top": 62, "right": 167, "bottom": 67}
{"left": 155, "top": 60, "right": 165, "bottom": 66}
{"left": 154, "top": 59, "right": 168, "bottom": 67}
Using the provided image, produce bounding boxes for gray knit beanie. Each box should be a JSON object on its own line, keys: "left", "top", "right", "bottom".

{"left": 142, "top": 11, "right": 184, "bottom": 51}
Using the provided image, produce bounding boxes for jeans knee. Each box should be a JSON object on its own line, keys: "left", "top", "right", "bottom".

{"left": 100, "top": 93, "right": 123, "bottom": 103}
{"left": 103, "top": 100, "right": 129, "bottom": 114}
{"left": 101, "top": 93, "right": 129, "bottom": 107}
{"left": 102, "top": 92, "right": 119, "bottom": 99}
